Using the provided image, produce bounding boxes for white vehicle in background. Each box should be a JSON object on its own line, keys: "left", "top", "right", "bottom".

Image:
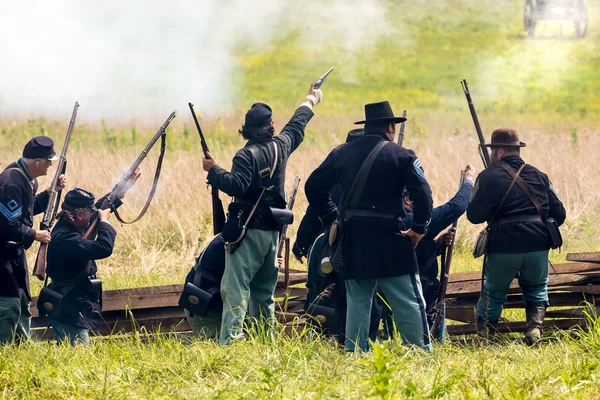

{"left": 524, "top": 0, "right": 588, "bottom": 38}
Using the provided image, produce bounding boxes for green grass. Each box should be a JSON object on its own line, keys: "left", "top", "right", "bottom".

{"left": 3, "top": 320, "right": 600, "bottom": 399}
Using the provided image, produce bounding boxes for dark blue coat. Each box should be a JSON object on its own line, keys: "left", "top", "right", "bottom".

{"left": 305, "top": 133, "right": 433, "bottom": 280}
{"left": 467, "top": 156, "right": 566, "bottom": 254}
{"left": 0, "top": 159, "right": 49, "bottom": 299}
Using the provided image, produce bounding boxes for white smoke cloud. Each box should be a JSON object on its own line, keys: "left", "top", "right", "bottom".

{"left": 0, "top": 0, "right": 389, "bottom": 122}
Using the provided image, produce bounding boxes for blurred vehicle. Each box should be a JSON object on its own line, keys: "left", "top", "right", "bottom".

{"left": 524, "top": 0, "right": 588, "bottom": 38}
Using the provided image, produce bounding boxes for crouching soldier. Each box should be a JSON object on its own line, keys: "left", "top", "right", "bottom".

{"left": 0, "top": 136, "right": 65, "bottom": 344}
{"left": 44, "top": 188, "right": 116, "bottom": 345}
{"left": 180, "top": 234, "right": 226, "bottom": 339}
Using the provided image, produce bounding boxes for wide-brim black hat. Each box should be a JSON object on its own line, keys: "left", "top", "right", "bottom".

{"left": 354, "top": 101, "right": 407, "bottom": 125}
{"left": 483, "top": 128, "right": 526, "bottom": 148}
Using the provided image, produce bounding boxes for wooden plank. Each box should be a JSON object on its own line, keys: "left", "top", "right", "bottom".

{"left": 445, "top": 307, "right": 476, "bottom": 323}
{"left": 566, "top": 252, "right": 600, "bottom": 264}
{"left": 448, "top": 262, "right": 600, "bottom": 284}
{"left": 546, "top": 307, "right": 600, "bottom": 319}
{"left": 447, "top": 274, "right": 600, "bottom": 298}
{"left": 448, "top": 292, "right": 600, "bottom": 309}
{"left": 447, "top": 318, "right": 587, "bottom": 336}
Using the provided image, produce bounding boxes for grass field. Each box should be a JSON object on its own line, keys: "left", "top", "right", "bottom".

{"left": 1, "top": 0, "right": 600, "bottom": 398}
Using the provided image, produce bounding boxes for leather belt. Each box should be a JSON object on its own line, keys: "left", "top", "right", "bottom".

{"left": 495, "top": 215, "right": 543, "bottom": 225}
{"left": 344, "top": 209, "right": 399, "bottom": 220}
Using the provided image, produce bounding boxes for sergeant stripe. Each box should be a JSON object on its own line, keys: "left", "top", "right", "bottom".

{"left": 0, "top": 202, "right": 22, "bottom": 222}
{"left": 413, "top": 159, "right": 427, "bottom": 182}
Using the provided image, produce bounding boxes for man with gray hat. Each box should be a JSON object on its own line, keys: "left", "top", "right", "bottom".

{"left": 45, "top": 188, "right": 116, "bottom": 345}
{"left": 467, "top": 128, "right": 566, "bottom": 345}
{"left": 202, "top": 83, "right": 322, "bottom": 344}
{"left": 0, "top": 136, "right": 66, "bottom": 344}
{"left": 305, "top": 101, "right": 433, "bottom": 352}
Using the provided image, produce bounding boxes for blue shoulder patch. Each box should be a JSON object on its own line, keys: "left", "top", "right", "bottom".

{"left": 0, "top": 199, "right": 22, "bottom": 222}
{"left": 413, "top": 159, "right": 427, "bottom": 182}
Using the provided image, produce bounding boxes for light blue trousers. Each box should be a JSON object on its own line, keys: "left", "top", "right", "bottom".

{"left": 51, "top": 320, "right": 90, "bottom": 346}
{"left": 345, "top": 273, "right": 432, "bottom": 352}
{"left": 0, "top": 291, "right": 31, "bottom": 345}
{"left": 477, "top": 250, "right": 549, "bottom": 320}
{"left": 219, "top": 229, "right": 279, "bottom": 344}
{"left": 185, "top": 309, "right": 221, "bottom": 340}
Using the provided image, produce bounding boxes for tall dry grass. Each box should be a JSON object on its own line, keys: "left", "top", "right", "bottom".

{"left": 1, "top": 113, "right": 599, "bottom": 291}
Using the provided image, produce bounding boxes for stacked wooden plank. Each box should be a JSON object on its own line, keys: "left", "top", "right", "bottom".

{"left": 445, "top": 252, "right": 600, "bottom": 335}
{"left": 29, "top": 252, "right": 600, "bottom": 340}
{"left": 30, "top": 269, "right": 308, "bottom": 340}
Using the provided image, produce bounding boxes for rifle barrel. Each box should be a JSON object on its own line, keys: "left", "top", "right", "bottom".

{"left": 111, "top": 111, "right": 175, "bottom": 200}
{"left": 188, "top": 103, "right": 209, "bottom": 155}
{"left": 461, "top": 79, "right": 491, "bottom": 168}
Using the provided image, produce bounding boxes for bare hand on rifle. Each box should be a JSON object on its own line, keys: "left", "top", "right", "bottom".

{"left": 436, "top": 231, "right": 455, "bottom": 250}
{"left": 117, "top": 167, "right": 142, "bottom": 199}
{"left": 98, "top": 209, "right": 111, "bottom": 222}
{"left": 34, "top": 230, "right": 51, "bottom": 244}
{"left": 464, "top": 164, "right": 477, "bottom": 184}
{"left": 51, "top": 174, "right": 67, "bottom": 192}
{"left": 400, "top": 228, "right": 424, "bottom": 248}
{"left": 202, "top": 151, "right": 216, "bottom": 172}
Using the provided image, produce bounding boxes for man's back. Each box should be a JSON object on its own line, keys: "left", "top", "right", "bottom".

{"left": 468, "top": 155, "right": 566, "bottom": 253}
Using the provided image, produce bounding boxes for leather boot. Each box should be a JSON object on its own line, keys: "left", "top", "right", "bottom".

{"left": 476, "top": 317, "right": 499, "bottom": 340}
{"left": 525, "top": 302, "right": 546, "bottom": 346}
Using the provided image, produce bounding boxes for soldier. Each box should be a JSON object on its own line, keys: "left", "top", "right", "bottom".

{"left": 305, "top": 101, "right": 433, "bottom": 352}
{"left": 202, "top": 83, "right": 322, "bottom": 344}
{"left": 467, "top": 129, "right": 566, "bottom": 345}
{"left": 0, "top": 137, "right": 65, "bottom": 344}
{"left": 45, "top": 188, "right": 116, "bottom": 345}
{"left": 382, "top": 164, "right": 476, "bottom": 340}
{"left": 293, "top": 128, "right": 382, "bottom": 344}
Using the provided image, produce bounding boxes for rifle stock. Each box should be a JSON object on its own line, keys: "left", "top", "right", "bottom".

{"left": 397, "top": 110, "right": 407, "bottom": 146}
{"left": 33, "top": 101, "right": 79, "bottom": 281}
{"left": 277, "top": 176, "right": 301, "bottom": 258}
{"left": 430, "top": 170, "right": 466, "bottom": 336}
{"left": 188, "top": 102, "right": 226, "bottom": 234}
{"left": 461, "top": 79, "right": 491, "bottom": 168}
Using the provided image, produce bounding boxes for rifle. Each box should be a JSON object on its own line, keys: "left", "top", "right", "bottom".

{"left": 397, "top": 110, "right": 407, "bottom": 146}
{"left": 33, "top": 101, "right": 79, "bottom": 281}
{"left": 430, "top": 169, "right": 467, "bottom": 337}
{"left": 188, "top": 102, "right": 226, "bottom": 235}
{"left": 461, "top": 79, "right": 491, "bottom": 168}
{"left": 277, "top": 176, "right": 301, "bottom": 258}
{"left": 84, "top": 112, "right": 175, "bottom": 239}
{"left": 314, "top": 67, "right": 334, "bottom": 89}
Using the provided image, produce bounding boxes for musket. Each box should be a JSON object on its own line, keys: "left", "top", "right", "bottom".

{"left": 430, "top": 169, "right": 467, "bottom": 337}
{"left": 314, "top": 67, "right": 334, "bottom": 90}
{"left": 397, "top": 110, "right": 407, "bottom": 146}
{"left": 461, "top": 79, "right": 491, "bottom": 168}
{"left": 33, "top": 101, "right": 79, "bottom": 281}
{"left": 188, "top": 102, "right": 226, "bottom": 235}
{"left": 277, "top": 176, "right": 301, "bottom": 258}
{"left": 84, "top": 112, "right": 175, "bottom": 239}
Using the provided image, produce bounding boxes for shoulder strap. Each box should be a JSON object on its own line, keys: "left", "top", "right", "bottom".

{"left": 499, "top": 163, "right": 542, "bottom": 215}
{"left": 7, "top": 168, "right": 34, "bottom": 190}
{"left": 340, "top": 140, "right": 389, "bottom": 218}
{"left": 489, "top": 163, "right": 526, "bottom": 224}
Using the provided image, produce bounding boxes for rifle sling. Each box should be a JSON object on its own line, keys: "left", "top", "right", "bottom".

{"left": 499, "top": 163, "right": 543, "bottom": 215}
{"left": 113, "top": 133, "right": 167, "bottom": 224}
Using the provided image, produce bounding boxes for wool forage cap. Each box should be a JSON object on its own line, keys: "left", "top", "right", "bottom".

{"left": 63, "top": 188, "right": 96, "bottom": 210}
{"left": 244, "top": 102, "right": 273, "bottom": 128}
{"left": 345, "top": 128, "right": 365, "bottom": 143}
{"left": 22, "top": 136, "right": 59, "bottom": 160}
{"left": 484, "top": 128, "right": 526, "bottom": 148}
{"left": 354, "top": 101, "right": 407, "bottom": 125}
